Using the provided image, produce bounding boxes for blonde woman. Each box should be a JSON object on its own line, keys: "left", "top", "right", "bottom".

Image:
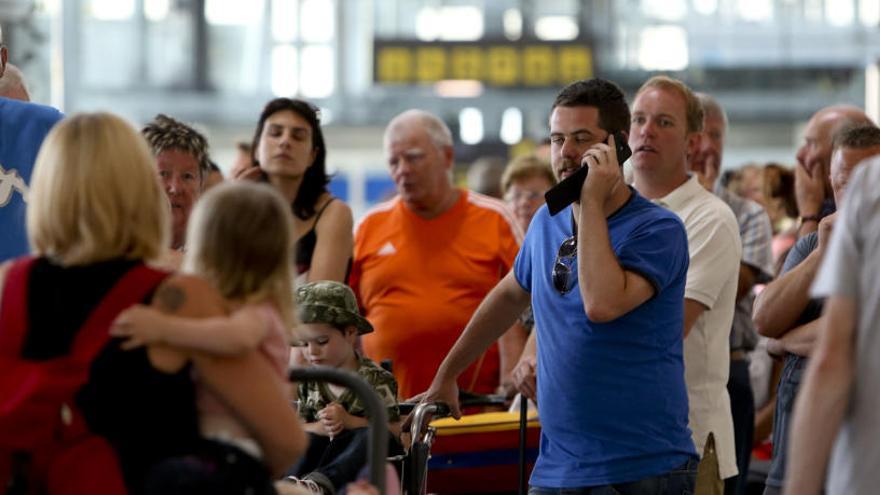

{"left": 0, "top": 113, "right": 305, "bottom": 494}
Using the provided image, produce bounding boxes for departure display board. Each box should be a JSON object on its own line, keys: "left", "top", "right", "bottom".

{"left": 373, "top": 40, "right": 593, "bottom": 88}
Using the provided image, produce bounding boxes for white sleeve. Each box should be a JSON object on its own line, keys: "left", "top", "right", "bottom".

{"left": 685, "top": 206, "right": 742, "bottom": 309}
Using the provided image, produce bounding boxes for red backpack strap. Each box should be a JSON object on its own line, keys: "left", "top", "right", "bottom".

{"left": 69, "top": 264, "right": 170, "bottom": 360}
{"left": 0, "top": 256, "right": 38, "bottom": 357}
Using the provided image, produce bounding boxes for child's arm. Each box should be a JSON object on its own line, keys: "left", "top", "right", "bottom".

{"left": 111, "top": 304, "right": 269, "bottom": 356}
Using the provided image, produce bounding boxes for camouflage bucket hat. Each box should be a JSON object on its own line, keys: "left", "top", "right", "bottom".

{"left": 296, "top": 281, "right": 373, "bottom": 335}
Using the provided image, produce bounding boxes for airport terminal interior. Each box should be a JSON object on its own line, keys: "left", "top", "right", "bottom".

{"left": 4, "top": 1, "right": 880, "bottom": 494}
{"left": 8, "top": 0, "right": 879, "bottom": 217}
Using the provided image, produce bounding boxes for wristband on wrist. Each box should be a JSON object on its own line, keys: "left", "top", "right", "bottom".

{"left": 800, "top": 214, "right": 821, "bottom": 224}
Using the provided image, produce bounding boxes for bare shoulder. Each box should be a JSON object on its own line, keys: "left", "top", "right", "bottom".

{"left": 152, "top": 273, "right": 227, "bottom": 318}
{"left": 317, "top": 198, "right": 354, "bottom": 232}
{"left": 147, "top": 273, "right": 227, "bottom": 372}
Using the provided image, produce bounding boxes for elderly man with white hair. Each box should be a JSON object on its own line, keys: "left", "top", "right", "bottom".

{"left": 349, "top": 109, "right": 524, "bottom": 400}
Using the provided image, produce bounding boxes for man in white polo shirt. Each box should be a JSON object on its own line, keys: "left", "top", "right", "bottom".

{"left": 630, "top": 75, "right": 742, "bottom": 495}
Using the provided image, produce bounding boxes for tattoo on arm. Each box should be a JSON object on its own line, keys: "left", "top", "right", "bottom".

{"left": 156, "top": 284, "right": 186, "bottom": 313}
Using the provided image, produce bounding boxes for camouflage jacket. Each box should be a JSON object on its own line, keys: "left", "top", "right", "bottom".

{"left": 297, "top": 354, "right": 400, "bottom": 423}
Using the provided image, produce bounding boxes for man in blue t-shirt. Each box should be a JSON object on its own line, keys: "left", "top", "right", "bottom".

{"left": 0, "top": 29, "right": 65, "bottom": 261}
{"left": 421, "top": 78, "right": 698, "bottom": 493}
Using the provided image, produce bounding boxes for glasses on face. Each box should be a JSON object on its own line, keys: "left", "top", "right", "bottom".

{"left": 552, "top": 236, "right": 577, "bottom": 294}
{"left": 504, "top": 189, "right": 544, "bottom": 204}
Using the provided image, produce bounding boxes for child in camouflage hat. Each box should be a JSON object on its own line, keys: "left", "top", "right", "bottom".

{"left": 285, "top": 281, "right": 401, "bottom": 495}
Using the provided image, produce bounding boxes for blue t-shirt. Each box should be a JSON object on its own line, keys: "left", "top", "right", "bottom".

{"left": 0, "top": 97, "right": 64, "bottom": 261}
{"left": 514, "top": 191, "right": 697, "bottom": 488}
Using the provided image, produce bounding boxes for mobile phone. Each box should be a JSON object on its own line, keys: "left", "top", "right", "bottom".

{"left": 544, "top": 131, "right": 632, "bottom": 216}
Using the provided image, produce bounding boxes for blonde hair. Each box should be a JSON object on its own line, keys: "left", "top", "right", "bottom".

{"left": 635, "top": 76, "right": 704, "bottom": 134}
{"left": 27, "top": 112, "right": 169, "bottom": 265}
{"left": 183, "top": 182, "right": 297, "bottom": 330}
{"left": 501, "top": 155, "right": 556, "bottom": 195}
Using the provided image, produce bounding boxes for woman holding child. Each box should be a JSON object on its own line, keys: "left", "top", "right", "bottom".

{"left": 0, "top": 113, "right": 306, "bottom": 493}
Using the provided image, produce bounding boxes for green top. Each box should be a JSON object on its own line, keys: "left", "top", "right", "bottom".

{"left": 297, "top": 354, "right": 400, "bottom": 423}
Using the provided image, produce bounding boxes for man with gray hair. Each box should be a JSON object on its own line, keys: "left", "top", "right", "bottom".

{"left": 350, "top": 109, "right": 524, "bottom": 399}
{"left": 689, "top": 92, "right": 775, "bottom": 495}
{"left": 0, "top": 23, "right": 64, "bottom": 261}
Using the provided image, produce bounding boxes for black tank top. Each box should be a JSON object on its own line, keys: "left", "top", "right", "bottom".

{"left": 23, "top": 258, "right": 201, "bottom": 493}
{"left": 294, "top": 197, "right": 352, "bottom": 279}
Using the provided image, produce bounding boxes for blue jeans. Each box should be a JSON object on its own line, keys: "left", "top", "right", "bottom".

{"left": 528, "top": 458, "right": 698, "bottom": 495}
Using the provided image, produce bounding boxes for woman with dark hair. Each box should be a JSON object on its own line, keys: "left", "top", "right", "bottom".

{"left": 239, "top": 98, "right": 353, "bottom": 284}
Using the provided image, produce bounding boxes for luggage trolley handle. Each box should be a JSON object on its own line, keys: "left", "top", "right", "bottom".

{"left": 407, "top": 402, "right": 450, "bottom": 495}
{"left": 289, "top": 367, "right": 389, "bottom": 495}
{"left": 408, "top": 402, "right": 450, "bottom": 443}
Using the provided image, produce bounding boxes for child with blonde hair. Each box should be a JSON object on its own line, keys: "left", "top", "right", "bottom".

{"left": 111, "top": 181, "right": 297, "bottom": 459}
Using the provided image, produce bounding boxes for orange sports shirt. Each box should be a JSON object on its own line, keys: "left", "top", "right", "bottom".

{"left": 350, "top": 189, "right": 523, "bottom": 399}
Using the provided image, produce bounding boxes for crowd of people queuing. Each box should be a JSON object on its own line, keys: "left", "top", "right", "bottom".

{"left": 3, "top": 20, "right": 880, "bottom": 495}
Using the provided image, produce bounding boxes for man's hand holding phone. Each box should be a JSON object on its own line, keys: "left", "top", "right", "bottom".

{"left": 544, "top": 131, "right": 631, "bottom": 216}
{"left": 580, "top": 133, "right": 625, "bottom": 207}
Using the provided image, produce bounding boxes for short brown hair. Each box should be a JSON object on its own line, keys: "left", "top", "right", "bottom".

{"left": 552, "top": 78, "right": 631, "bottom": 134}
{"left": 831, "top": 124, "right": 880, "bottom": 152}
{"left": 142, "top": 113, "right": 210, "bottom": 180}
{"left": 635, "top": 76, "right": 704, "bottom": 134}
{"left": 501, "top": 155, "right": 556, "bottom": 195}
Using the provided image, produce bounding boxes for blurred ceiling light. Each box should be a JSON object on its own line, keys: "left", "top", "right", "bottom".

{"left": 500, "top": 107, "right": 523, "bottom": 145}
{"left": 271, "top": 45, "right": 298, "bottom": 96}
{"left": 144, "top": 0, "right": 169, "bottom": 21}
{"left": 638, "top": 26, "right": 689, "bottom": 71}
{"left": 861, "top": 0, "right": 880, "bottom": 26}
{"left": 641, "top": 0, "right": 687, "bottom": 21}
{"left": 300, "top": 45, "right": 335, "bottom": 98}
{"left": 205, "top": 0, "right": 262, "bottom": 25}
{"left": 827, "top": 0, "right": 854, "bottom": 26}
{"left": 460, "top": 108, "right": 484, "bottom": 145}
{"left": 535, "top": 16, "right": 579, "bottom": 41}
{"left": 272, "top": 0, "right": 298, "bottom": 42}
{"left": 89, "top": 0, "right": 134, "bottom": 20}
{"left": 736, "top": 0, "right": 773, "bottom": 22}
{"left": 692, "top": 0, "right": 718, "bottom": 16}
{"left": 415, "top": 7, "right": 440, "bottom": 41}
{"left": 503, "top": 8, "right": 523, "bottom": 40}
{"left": 301, "top": 0, "right": 335, "bottom": 43}
{"left": 434, "top": 80, "right": 484, "bottom": 98}
{"left": 417, "top": 6, "right": 484, "bottom": 41}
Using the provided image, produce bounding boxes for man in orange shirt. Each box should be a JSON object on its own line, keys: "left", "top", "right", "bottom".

{"left": 349, "top": 109, "right": 523, "bottom": 399}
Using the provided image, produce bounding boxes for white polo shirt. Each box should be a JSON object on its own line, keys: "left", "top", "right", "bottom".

{"left": 655, "top": 174, "right": 742, "bottom": 480}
